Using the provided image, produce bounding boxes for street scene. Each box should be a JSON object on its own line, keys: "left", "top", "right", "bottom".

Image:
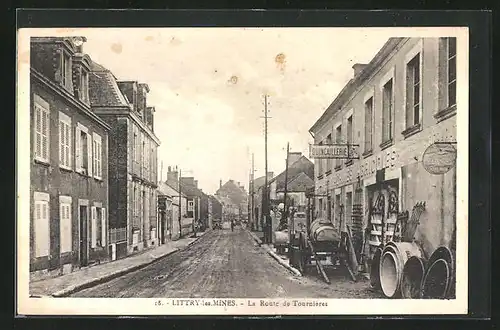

{"left": 71, "top": 227, "right": 379, "bottom": 298}
{"left": 25, "top": 28, "right": 459, "bottom": 302}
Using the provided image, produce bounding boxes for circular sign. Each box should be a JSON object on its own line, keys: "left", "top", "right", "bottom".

{"left": 422, "top": 142, "right": 457, "bottom": 175}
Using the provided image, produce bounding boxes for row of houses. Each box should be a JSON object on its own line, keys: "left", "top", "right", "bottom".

{"left": 306, "top": 37, "right": 457, "bottom": 263}
{"left": 29, "top": 36, "right": 216, "bottom": 281}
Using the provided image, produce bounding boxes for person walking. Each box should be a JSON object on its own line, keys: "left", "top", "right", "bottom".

{"left": 231, "top": 218, "right": 234, "bottom": 232}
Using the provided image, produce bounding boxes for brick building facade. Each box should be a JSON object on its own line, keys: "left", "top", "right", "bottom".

{"left": 89, "top": 62, "right": 160, "bottom": 259}
{"left": 30, "top": 37, "right": 110, "bottom": 280}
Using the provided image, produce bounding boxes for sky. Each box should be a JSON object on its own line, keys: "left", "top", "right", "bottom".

{"left": 78, "top": 28, "right": 389, "bottom": 195}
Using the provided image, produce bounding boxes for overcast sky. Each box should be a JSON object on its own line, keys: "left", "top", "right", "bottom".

{"left": 79, "top": 28, "right": 389, "bottom": 195}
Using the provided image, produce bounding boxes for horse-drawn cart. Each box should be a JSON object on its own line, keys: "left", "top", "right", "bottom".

{"left": 289, "top": 215, "right": 358, "bottom": 284}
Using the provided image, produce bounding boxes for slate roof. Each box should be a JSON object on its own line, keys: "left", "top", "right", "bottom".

{"left": 158, "top": 181, "right": 187, "bottom": 198}
{"left": 89, "top": 61, "right": 130, "bottom": 107}
{"left": 276, "top": 172, "right": 314, "bottom": 193}
{"left": 269, "top": 156, "right": 314, "bottom": 191}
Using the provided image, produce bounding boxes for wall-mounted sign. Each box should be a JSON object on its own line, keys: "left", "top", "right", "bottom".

{"left": 422, "top": 142, "right": 457, "bottom": 175}
{"left": 309, "top": 144, "right": 359, "bottom": 159}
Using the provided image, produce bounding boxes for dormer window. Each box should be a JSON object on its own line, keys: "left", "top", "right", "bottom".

{"left": 80, "top": 70, "right": 89, "bottom": 104}
{"left": 60, "top": 51, "right": 72, "bottom": 91}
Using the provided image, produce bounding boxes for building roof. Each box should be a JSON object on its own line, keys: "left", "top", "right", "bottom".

{"left": 216, "top": 179, "right": 248, "bottom": 206}
{"left": 309, "top": 38, "right": 404, "bottom": 134}
{"left": 158, "top": 181, "right": 187, "bottom": 198}
{"left": 269, "top": 155, "right": 314, "bottom": 190}
{"left": 89, "top": 61, "right": 131, "bottom": 108}
{"left": 276, "top": 172, "right": 314, "bottom": 193}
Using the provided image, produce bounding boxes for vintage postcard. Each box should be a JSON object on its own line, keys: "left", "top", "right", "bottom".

{"left": 17, "top": 26, "right": 469, "bottom": 315}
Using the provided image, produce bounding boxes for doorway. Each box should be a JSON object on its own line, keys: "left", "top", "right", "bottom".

{"left": 79, "top": 205, "right": 88, "bottom": 267}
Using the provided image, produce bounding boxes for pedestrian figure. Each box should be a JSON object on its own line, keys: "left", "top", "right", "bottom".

{"left": 231, "top": 219, "right": 234, "bottom": 232}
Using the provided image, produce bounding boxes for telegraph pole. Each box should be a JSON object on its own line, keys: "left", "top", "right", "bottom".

{"left": 178, "top": 169, "right": 182, "bottom": 239}
{"left": 283, "top": 143, "right": 291, "bottom": 259}
{"left": 262, "top": 94, "right": 271, "bottom": 243}
{"left": 251, "top": 153, "right": 255, "bottom": 231}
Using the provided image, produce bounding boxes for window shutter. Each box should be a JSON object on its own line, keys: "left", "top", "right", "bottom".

{"left": 59, "top": 122, "right": 64, "bottom": 164}
{"left": 75, "top": 127, "right": 81, "bottom": 170}
{"left": 66, "top": 124, "right": 71, "bottom": 167}
{"left": 87, "top": 134, "right": 93, "bottom": 177}
{"left": 91, "top": 206, "right": 97, "bottom": 248}
{"left": 35, "top": 201, "right": 50, "bottom": 257}
{"left": 35, "top": 107, "right": 42, "bottom": 157}
{"left": 101, "top": 208, "right": 106, "bottom": 246}
{"left": 41, "top": 111, "right": 49, "bottom": 160}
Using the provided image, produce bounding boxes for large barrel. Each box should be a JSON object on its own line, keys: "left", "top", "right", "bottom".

{"left": 309, "top": 219, "right": 340, "bottom": 242}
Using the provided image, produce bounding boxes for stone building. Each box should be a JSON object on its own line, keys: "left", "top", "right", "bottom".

{"left": 30, "top": 37, "right": 110, "bottom": 279}
{"left": 89, "top": 62, "right": 160, "bottom": 259}
{"left": 309, "top": 37, "right": 457, "bottom": 261}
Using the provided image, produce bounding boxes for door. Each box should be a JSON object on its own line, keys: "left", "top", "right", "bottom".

{"left": 79, "top": 205, "right": 88, "bottom": 267}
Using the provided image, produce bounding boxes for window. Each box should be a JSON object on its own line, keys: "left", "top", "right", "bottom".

{"left": 364, "top": 97, "right": 373, "bottom": 153}
{"left": 61, "top": 51, "right": 72, "bottom": 90}
{"left": 325, "top": 134, "right": 332, "bottom": 173}
{"left": 447, "top": 37, "right": 457, "bottom": 107}
{"left": 317, "top": 141, "right": 323, "bottom": 176}
{"left": 33, "top": 94, "right": 50, "bottom": 163}
{"left": 75, "top": 124, "right": 92, "bottom": 176}
{"left": 406, "top": 53, "right": 421, "bottom": 127}
{"left": 382, "top": 79, "right": 394, "bottom": 143}
{"left": 188, "top": 200, "right": 194, "bottom": 212}
{"left": 80, "top": 70, "right": 89, "bottom": 103}
{"left": 92, "top": 133, "right": 102, "bottom": 179}
{"left": 335, "top": 124, "right": 342, "bottom": 169}
{"left": 91, "top": 206, "right": 106, "bottom": 248}
{"left": 59, "top": 112, "right": 72, "bottom": 169}
{"left": 33, "top": 192, "right": 50, "bottom": 257}
{"left": 59, "top": 196, "right": 72, "bottom": 253}
{"left": 346, "top": 115, "right": 353, "bottom": 164}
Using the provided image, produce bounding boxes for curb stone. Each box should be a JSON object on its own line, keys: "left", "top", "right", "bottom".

{"left": 51, "top": 230, "right": 209, "bottom": 297}
{"left": 51, "top": 248, "right": 180, "bottom": 297}
{"left": 246, "top": 229, "right": 302, "bottom": 277}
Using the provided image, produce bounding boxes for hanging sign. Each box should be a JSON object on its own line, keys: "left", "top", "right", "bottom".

{"left": 309, "top": 144, "right": 360, "bottom": 159}
{"left": 422, "top": 142, "right": 457, "bottom": 175}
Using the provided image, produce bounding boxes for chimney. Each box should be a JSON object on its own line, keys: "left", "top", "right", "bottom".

{"left": 220, "top": 180, "right": 222, "bottom": 188}
{"left": 167, "top": 166, "right": 178, "bottom": 185}
{"left": 194, "top": 180, "right": 198, "bottom": 188}
{"left": 267, "top": 172, "right": 274, "bottom": 179}
{"left": 352, "top": 63, "right": 368, "bottom": 77}
{"left": 287, "top": 152, "right": 302, "bottom": 167}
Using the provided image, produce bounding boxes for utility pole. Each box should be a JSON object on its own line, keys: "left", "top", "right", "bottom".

{"left": 251, "top": 153, "right": 255, "bottom": 231}
{"left": 178, "top": 168, "right": 182, "bottom": 239}
{"left": 283, "top": 143, "right": 291, "bottom": 259}
{"left": 262, "top": 94, "right": 271, "bottom": 243}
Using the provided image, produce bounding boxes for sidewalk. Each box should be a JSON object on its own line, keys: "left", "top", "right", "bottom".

{"left": 246, "top": 229, "right": 302, "bottom": 277}
{"left": 29, "top": 230, "right": 209, "bottom": 297}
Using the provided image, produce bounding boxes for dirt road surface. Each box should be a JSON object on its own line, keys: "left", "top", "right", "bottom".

{"left": 71, "top": 227, "right": 381, "bottom": 298}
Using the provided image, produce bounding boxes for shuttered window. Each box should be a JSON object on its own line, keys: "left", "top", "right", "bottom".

{"left": 59, "top": 197, "right": 72, "bottom": 253}
{"left": 34, "top": 192, "right": 50, "bottom": 257}
{"left": 59, "top": 112, "right": 72, "bottom": 169}
{"left": 101, "top": 207, "right": 107, "bottom": 246}
{"left": 91, "top": 206, "right": 97, "bottom": 248}
{"left": 34, "top": 95, "right": 50, "bottom": 163}
{"left": 92, "top": 133, "right": 102, "bottom": 179}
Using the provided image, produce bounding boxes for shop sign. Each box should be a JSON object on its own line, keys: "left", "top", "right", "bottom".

{"left": 422, "top": 142, "right": 457, "bottom": 175}
{"left": 309, "top": 144, "right": 359, "bottom": 159}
